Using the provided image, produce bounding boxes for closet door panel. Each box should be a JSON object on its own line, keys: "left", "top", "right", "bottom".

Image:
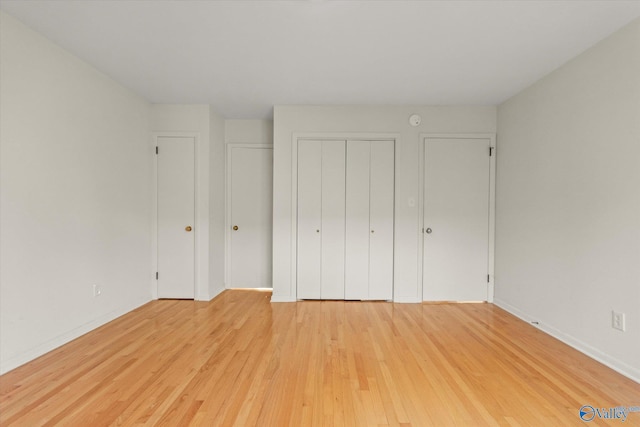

{"left": 297, "top": 141, "right": 322, "bottom": 299}
{"left": 345, "top": 141, "right": 370, "bottom": 300}
{"left": 321, "top": 141, "right": 346, "bottom": 299}
{"left": 369, "top": 141, "right": 395, "bottom": 300}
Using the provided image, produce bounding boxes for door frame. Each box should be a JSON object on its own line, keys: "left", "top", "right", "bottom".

{"left": 152, "top": 132, "right": 201, "bottom": 300}
{"left": 289, "top": 133, "right": 400, "bottom": 301}
{"left": 225, "top": 143, "right": 274, "bottom": 288}
{"left": 418, "top": 133, "right": 496, "bottom": 302}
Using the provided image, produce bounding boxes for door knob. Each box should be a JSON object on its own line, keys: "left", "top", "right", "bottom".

{"left": 233, "top": 225, "right": 239, "bottom": 231}
{"left": 425, "top": 228, "right": 432, "bottom": 234}
{"left": 185, "top": 226, "right": 192, "bottom": 232}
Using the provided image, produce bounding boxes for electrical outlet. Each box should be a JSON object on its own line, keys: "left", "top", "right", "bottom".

{"left": 612, "top": 311, "right": 625, "bottom": 332}
{"left": 93, "top": 284, "right": 102, "bottom": 297}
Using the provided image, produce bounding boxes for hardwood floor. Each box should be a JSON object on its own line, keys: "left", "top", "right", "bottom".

{"left": 1, "top": 290, "right": 638, "bottom": 426}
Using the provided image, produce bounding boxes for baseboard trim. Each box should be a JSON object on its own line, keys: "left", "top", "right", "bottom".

{"left": 270, "top": 295, "right": 422, "bottom": 303}
{"left": 394, "top": 296, "right": 421, "bottom": 303}
{"left": 494, "top": 298, "right": 640, "bottom": 384}
{"left": 0, "top": 296, "right": 151, "bottom": 375}
{"left": 270, "top": 295, "right": 296, "bottom": 303}
{"left": 208, "top": 286, "right": 226, "bottom": 301}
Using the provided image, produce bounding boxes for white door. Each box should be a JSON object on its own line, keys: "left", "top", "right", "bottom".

{"left": 157, "top": 136, "right": 195, "bottom": 299}
{"left": 345, "top": 141, "right": 371, "bottom": 300}
{"left": 423, "top": 137, "right": 491, "bottom": 301}
{"left": 320, "top": 141, "right": 346, "bottom": 299}
{"left": 345, "top": 140, "right": 394, "bottom": 300}
{"left": 228, "top": 146, "right": 273, "bottom": 288}
{"left": 297, "top": 141, "right": 322, "bottom": 299}
{"left": 368, "top": 141, "right": 395, "bottom": 300}
{"left": 297, "top": 140, "right": 346, "bottom": 299}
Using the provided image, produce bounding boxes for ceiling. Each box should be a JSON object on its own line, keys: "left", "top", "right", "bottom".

{"left": 2, "top": 1, "right": 639, "bottom": 119}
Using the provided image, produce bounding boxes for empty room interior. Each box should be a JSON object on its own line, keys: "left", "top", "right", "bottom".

{"left": 1, "top": 1, "right": 639, "bottom": 425}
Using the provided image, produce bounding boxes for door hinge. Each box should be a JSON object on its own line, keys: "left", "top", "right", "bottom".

{"left": 155, "top": 146, "right": 158, "bottom": 155}
{"left": 487, "top": 274, "right": 490, "bottom": 283}
{"left": 156, "top": 272, "right": 158, "bottom": 280}
{"left": 489, "top": 147, "right": 494, "bottom": 156}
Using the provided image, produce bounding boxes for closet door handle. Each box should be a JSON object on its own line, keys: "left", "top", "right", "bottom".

{"left": 425, "top": 228, "right": 432, "bottom": 234}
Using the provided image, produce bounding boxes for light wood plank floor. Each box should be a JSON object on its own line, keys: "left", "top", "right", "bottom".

{"left": 1, "top": 290, "right": 639, "bottom": 426}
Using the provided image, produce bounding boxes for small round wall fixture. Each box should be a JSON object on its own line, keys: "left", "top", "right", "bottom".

{"left": 409, "top": 114, "right": 421, "bottom": 127}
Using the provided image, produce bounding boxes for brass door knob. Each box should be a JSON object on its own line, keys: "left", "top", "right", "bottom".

{"left": 185, "top": 226, "right": 192, "bottom": 232}
{"left": 233, "top": 225, "right": 239, "bottom": 231}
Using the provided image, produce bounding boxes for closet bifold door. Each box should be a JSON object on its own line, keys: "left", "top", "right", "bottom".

{"left": 297, "top": 140, "right": 346, "bottom": 300}
{"left": 345, "top": 141, "right": 370, "bottom": 299}
{"left": 320, "top": 141, "right": 346, "bottom": 299}
{"left": 297, "top": 141, "right": 322, "bottom": 299}
{"left": 368, "top": 141, "right": 394, "bottom": 300}
{"left": 345, "top": 140, "right": 395, "bottom": 300}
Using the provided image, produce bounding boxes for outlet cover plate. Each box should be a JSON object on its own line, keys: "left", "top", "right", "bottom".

{"left": 612, "top": 311, "right": 625, "bottom": 331}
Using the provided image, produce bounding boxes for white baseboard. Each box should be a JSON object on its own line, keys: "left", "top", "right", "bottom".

{"left": 394, "top": 296, "right": 421, "bottom": 303}
{"left": 494, "top": 298, "right": 640, "bottom": 384}
{"left": 270, "top": 295, "right": 422, "bottom": 303}
{"left": 0, "top": 296, "right": 151, "bottom": 375}
{"left": 271, "top": 295, "right": 296, "bottom": 303}
{"left": 208, "top": 286, "right": 226, "bottom": 300}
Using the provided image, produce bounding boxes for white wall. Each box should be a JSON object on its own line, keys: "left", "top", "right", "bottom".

{"left": 272, "top": 105, "right": 496, "bottom": 302}
{"left": 150, "top": 104, "right": 217, "bottom": 301}
{"left": 0, "top": 12, "right": 152, "bottom": 374}
{"left": 495, "top": 19, "right": 640, "bottom": 381}
{"left": 210, "top": 111, "right": 226, "bottom": 296}
{"left": 225, "top": 119, "right": 273, "bottom": 145}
